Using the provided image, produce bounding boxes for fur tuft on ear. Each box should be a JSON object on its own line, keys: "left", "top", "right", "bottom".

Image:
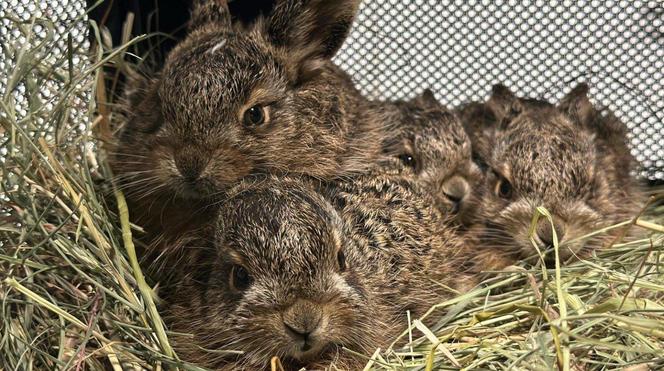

{"left": 264, "top": 0, "right": 361, "bottom": 78}
{"left": 412, "top": 89, "right": 440, "bottom": 109}
{"left": 558, "top": 83, "right": 594, "bottom": 125}
{"left": 189, "top": 0, "right": 232, "bottom": 32}
{"left": 487, "top": 84, "right": 522, "bottom": 129}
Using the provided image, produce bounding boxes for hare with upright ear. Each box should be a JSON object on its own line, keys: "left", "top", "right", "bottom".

{"left": 167, "top": 175, "right": 474, "bottom": 370}
{"left": 377, "top": 90, "right": 484, "bottom": 230}
{"left": 109, "top": 0, "right": 392, "bottom": 251}
{"left": 460, "top": 83, "right": 643, "bottom": 269}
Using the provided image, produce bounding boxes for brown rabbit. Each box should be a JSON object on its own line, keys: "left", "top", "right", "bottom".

{"left": 167, "top": 175, "right": 473, "bottom": 370}
{"left": 109, "top": 0, "right": 391, "bottom": 251}
{"left": 377, "top": 90, "right": 484, "bottom": 230}
{"left": 460, "top": 83, "right": 644, "bottom": 269}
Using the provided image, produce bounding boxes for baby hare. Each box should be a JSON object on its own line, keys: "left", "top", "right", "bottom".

{"left": 167, "top": 175, "right": 473, "bottom": 370}
{"left": 110, "top": 0, "right": 389, "bottom": 247}
{"left": 460, "top": 84, "right": 643, "bottom": 269}
{"left": 378, "top": 90, "right": 483, "bottom": 229}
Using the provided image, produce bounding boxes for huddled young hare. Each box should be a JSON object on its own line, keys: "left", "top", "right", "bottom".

{"left": 459, "top": 83, "right": 643, "bottom": 269}
{"left": 168, "top": 176, "right": 473, "bottom": 370}
{"left": 110, "top": 0, "right": 391, "bottom": 249}
{"left": 377, "top": 90, "right": 484, "bottom": 230}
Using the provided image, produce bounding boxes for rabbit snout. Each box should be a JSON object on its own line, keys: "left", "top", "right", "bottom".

{"left": 173, "top": 148, "right": 210, "bottom": 182}
{"left": 163, "top": 145, "right": 254, "bottom": 198}
{"left": 535, "top": 218, "right": 566, "bottom": 248}
{"left": 281, "top": 299, "right": 327, "bottom": 355}
{"left": 441, "top": 175, "right": 470, "bottom": 214}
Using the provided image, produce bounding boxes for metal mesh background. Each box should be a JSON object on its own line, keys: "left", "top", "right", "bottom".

{"left": 0, "top": 0, "right": 90, "bottom": 143}
{"left": 1, "top": 0, "right": 662, "bottom": 180}
{"left": 334, "top": 0, "right": 664, "bottom": 181}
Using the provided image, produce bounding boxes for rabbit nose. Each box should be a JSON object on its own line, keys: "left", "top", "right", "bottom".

{"left": 174, "top": 150, "right": 208, "bottom": 182}
{"left": 442, "top": 176, "right": 469, "bottom": 214}
{"left": 536, "top": 218, "right": 566, "bottom": 247}
{"left": 282, "top": 300, "right": 323, "bottom": 345}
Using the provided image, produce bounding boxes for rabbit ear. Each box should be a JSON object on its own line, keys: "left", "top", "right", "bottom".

{"left": 412, "top": 89, "right": 440, "bottom": 108}
{"left": 558, "top": 83, "right": 594, "bottom": 125}
{"left": 560, "top": 84, "right": 631, "bottom": 153}
{"left": 189, "top": 0, "right": 232, "bottom": 32}
{"left": 122, "top": 67, "right": 153, "bottom": 108}
{"left": 487, "top": 84, "right": 522, "bottom": 128}
{"left": 264, "top": 0, "right": 361, "bottom": 76}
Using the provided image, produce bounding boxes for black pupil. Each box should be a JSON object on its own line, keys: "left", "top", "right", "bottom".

{"left": 398, "top": 154, "right": 416, "bottom": 168}
{"left": 233, "top": 266, "right": 251, "bottom": 290}
{"left": 337, "top": 250, "right": 346, "bottom": 272}
{"left": 499, "top": 180, "right": 512, "bottom": 198}
{"left": 244, "top": 106, "right": 264, "bottom": 125}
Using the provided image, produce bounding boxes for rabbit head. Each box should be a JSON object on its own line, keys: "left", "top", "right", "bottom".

{"left": 476, "top": 84, "right": 641, "bottom": 264}
{"left": 111, "top": 0, "right": 371, "bottom": 204}
{"left": 168, "top": 177, "right": 396, "bottom": 370}
{"left": 384, "top": 90, "right": 483, "bottom": 227}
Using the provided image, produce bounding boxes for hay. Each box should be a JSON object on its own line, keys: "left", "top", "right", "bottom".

{"left": 1, "top": 12, "right": 189, "bottom": 371}
{"left": 1, "top": 10, "right": 663, "bottom": 371}
{"left": 379, "top": 207, "right": 664, "bottom": 370}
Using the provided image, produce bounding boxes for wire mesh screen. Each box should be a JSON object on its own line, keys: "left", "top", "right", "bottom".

{"left": 0, "top": 0, "right": 91, "bottom": 142}
{"left": 334, "top": 0, "right": 664, "bottom": 181}
{"left": 1, "top": 0, "right": 662, "bottom": 180}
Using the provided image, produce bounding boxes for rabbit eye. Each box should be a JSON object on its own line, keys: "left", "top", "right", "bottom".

{"left": 230, "top": 265, "right": 252, "bottom": 291}
{"left": 337, "top": 249, "right": 346, "bottom": 272}
{"left": 398, "top": 153, "right": 417, "bottom": 169}
{"left": 495, "top": 177, "right": 513, "bottom": 199}
{"left": 243, "top": 105, "right": 269, "bottom": 127}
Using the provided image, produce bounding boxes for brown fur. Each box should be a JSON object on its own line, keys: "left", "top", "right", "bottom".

{"left": 459, "top": 84, "right": 644, "bottom": 269}
{"left": 321, "top": 172, "right": 478, "bottom": 294}
{"left": 376, "top": 90, "right": 484, "bottom": 230}
{"left": 166, "top": 175, "right": 474, "bottom": 370}
{"left": 109, "top": 0, "right": 392, "bottom": 258}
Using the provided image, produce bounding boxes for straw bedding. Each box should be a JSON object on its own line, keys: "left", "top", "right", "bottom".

{"left": 1, "top": 11, "right": 663, "bottom": 371}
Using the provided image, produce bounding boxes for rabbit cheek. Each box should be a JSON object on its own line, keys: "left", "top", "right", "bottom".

{"left": 205, "top": 148, "right": 254, "bottom": 187}
{"left": 153, "top": 148, "right": 186, "bottom": 187}
{"left": 485, "top": 197, "right": 537, "bottom": 259}
{"left": 556, "top": 203, "right": 606, "bottom": 259}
